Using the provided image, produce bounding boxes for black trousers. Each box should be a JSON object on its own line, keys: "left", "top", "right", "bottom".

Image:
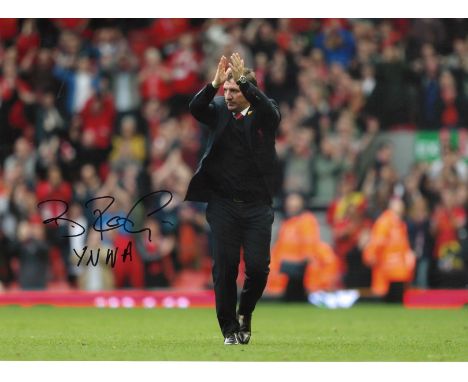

{"left": 206, "top": 195, "right": 274, "bottom": 337}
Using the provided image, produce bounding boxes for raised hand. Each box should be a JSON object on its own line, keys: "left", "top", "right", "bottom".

{"left": 212, "top": 56, "right": 231, "bottom": 88}
{"left": 229, "top": 52, "right": 244, "bottom": 83}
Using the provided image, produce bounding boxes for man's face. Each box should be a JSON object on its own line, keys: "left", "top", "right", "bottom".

{"left": 224, "top": 79, "right": 250, "bottom": 112}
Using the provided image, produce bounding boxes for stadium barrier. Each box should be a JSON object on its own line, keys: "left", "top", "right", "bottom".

{"left": 0, "top": 289, "right": 215, "bottom": 308}
{"left": 404, "top": 289, "right": 468, "bottom": 309}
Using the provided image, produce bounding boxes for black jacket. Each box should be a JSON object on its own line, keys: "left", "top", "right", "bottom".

{"left": 185, "top": 82, "right": 281, "bottom": 203}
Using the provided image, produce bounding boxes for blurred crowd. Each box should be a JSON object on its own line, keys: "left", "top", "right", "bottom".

{"left": 0, "top": 19, "right": 467, "bottom": 296}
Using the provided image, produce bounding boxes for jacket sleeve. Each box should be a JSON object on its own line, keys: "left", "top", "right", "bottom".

{"left": 188, "top": 83, "right": 219, "bottom": 127}
{"left": 238, "top": 81, "right": 281, "bottom": 125}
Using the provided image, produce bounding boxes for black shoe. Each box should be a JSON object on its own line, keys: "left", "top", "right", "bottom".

{"left": 224, "top": 332, "right": 239, "bottom": 345}
{"left": 237, "top": 314, "right": 251, "bottom": 345}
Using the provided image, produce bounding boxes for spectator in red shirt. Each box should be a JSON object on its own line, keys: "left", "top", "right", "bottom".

{"left": 168, "top": 33, "right": 201, "bottom": 95}
{"left": 430, "top": 187, "right": 467, "bottom": 287}
{"left": 136, "top": 217, "right": 175, "bottom": 288}
{"left": 0, "top": 59, "right": 35, "bottom": 159}
{"left": 15, "top": 19, "right": 40, "bottom": 64}
{"left": 438, "top": 70, "right": 466, "bottom": 127}
{"left": 0, "top": 19, "right": 18, "bottom": 43}
{"left": 36, "top": 165, "right": 72, "bottom": 226}
{"left": 138, "top": 47, "right": 172, "bottom": 102}
{"left": 36, "top": 165, "right": 73, "bottom": 284}
{"left": 79, "top": 91, "right": 115, "bottom": 167}
{"left": 276, "top": 19, "right": 294, "bottom": 52}
{"left": 327, "top": 174, "right": 372, "bottom": 286}
{"left": 51, "top": 18, "right": 90, "bottom": 37}
{"left": 147, "top": 19, "right": 190, "bottom": 48}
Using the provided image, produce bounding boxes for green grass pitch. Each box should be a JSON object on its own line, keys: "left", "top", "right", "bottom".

{"left": 0, "top": 303, "right": 467, "bottom": 361}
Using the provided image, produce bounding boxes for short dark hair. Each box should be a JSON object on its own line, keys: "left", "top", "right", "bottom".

{"left": 227, "top": 68, "right": 257, "bottom": 87}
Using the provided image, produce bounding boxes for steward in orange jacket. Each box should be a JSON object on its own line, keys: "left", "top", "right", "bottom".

{"left": 303, "top": 241, "right": 340, "bottom": 292}
{"left": 266, "top": 193, "right": 339, "bottom": 295}
{"left": 363, "top": 198, "right": 415, "bottom": 296}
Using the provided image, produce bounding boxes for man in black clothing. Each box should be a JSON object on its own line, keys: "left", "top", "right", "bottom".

{"left": 185, "top": 53, "right": 281, "bottom": 345}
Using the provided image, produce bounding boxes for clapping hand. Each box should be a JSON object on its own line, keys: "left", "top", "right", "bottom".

{"left": 229, "top": 52, "right": 245, "bottom": 83}
{"left": 212, "top": 55, "right": 231, "bottom": 88}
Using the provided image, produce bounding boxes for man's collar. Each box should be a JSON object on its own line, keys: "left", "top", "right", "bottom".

{"left": 233, "top": 106, "right": 250, "bottom": 117}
